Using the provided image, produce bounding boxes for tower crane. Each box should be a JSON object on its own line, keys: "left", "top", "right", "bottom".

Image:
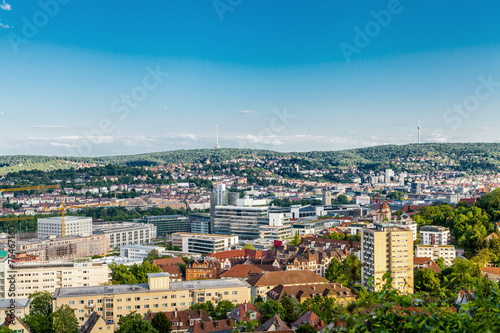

{"left": 0, "top": 185, "right": 60, "bottom": 192}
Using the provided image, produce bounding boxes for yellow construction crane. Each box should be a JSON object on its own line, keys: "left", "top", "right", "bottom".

{"left": 42, "top": 201, "right": 120, "bottom": 238}
{"left": 0, "top": 185, "right": 60, "bottom": 192}
{"left": 0, "top": 216, "right": 35, "bottom": 222}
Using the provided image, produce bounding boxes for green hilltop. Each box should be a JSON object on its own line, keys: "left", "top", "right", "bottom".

{"left": 1, "top": 142, "right": 500, "bottom": 175}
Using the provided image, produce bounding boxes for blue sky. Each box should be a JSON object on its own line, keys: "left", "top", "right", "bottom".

{"left": 1, "top": 0, "right": 499, "bottom": 156}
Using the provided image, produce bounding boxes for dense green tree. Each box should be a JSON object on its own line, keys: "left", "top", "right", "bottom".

{"left": 23, "top": 313, "right": 54, "bottom": 333}
{"left": 145, "top": 249, "right": 160, "bottom": 262}
{"left": 325, "top": 258, "right": 346, "bottom": 284}
{"left": 214, "top": 300, "right": 236, "bottom": 320}
{"left": 29, "top": 291, "right": 53, "bottom": 316}
{"left": 301, "top": 296, "right": 343, "bottom": 324}
{"left": 151, "top": 312, "right": 172, "bottom": 333}
{"left": 109, "top": 261, "right": 162, "bottom": 284}
{"left": 243, "top": 243, "right": 255, "bottom": 250}
{"left": 435, "top": 257, "right": 446, "bottom": 271}
{"left": 115, "top": 312, "right": 158, "bottom": 333}
{"left": 291, "top": 231, "right": 301, "bottom": 246}
{"left": 190, "top": 302, "right": 215, "bottom": 318}
{"left": 256, "top": 299, "right": 285, "bottom": 321}
{"left": 0, "top": 327, "right": 14, "bottom": 333}
{"left": 325, "top": 255, "right": 361, "bottom": 287}
{"left": 296, "top": 324, "right": 316, "bottom": 333}
{"left": 414, "top": 269, "right": 440, "bottom": 293}
{"left": 280, "top": 294, "right": 301, "bottom": 324}
{"left": 52, "top": 305, "right": 79, "bottom": 333}
{"left": 336, "top": 194, "right": 350, "bottom": 204}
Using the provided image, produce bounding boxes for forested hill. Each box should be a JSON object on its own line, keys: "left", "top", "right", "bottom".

{"left": 1, "top": 142, "right": 500, "bottom": 175}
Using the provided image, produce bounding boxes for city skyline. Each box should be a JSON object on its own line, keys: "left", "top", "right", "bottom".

{"left": 1, "top": 1, "right": 499, "bottom": 156}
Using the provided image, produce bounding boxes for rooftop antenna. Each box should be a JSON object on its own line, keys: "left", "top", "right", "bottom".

{"left": 215, "top": 124, "right": 220, "bottom": 149}
{"left": 418, "top": 119, "right": 421, "bottom": 144}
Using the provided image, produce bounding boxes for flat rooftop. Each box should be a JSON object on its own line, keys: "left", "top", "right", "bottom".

{"left": 53, "top": 278, "right": 250, "bottom": 298}
{"left": 173, "top": 232, "right": 236, "bottom": 239}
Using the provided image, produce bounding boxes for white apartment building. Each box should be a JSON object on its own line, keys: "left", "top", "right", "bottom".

{"left": 172, "top": 233, "right": 239, "bottom": 254}
{"left": 0, "top": 257, "right": 109, "bottom": 298}
{"left": 291, "top": 219, "right": 327, "bottom": 237}
{"left": 37, "top": 216, "right": 92, "bottom": 238}
{"left": 415, "top": 245, "right": 456, "bottom": 266}
{"left": 119, "top": 245, "right": 165, "bottom": 260}
{"left": 93, "top": 222, "right": 157, "bottom": 249}
{"left": 420, "top": 226, "right": 450, "bottom": 245}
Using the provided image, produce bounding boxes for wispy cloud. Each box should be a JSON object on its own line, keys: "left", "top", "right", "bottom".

{"left": 0, "top": 1, "right": 11, "bottom": 10}
{"left": 31, "top": 125, "right": 72, "bottom": 129}
{"left": 0, "top": 21, "right": 10, "bottom": 29}
{"left": 0, "top": 112, "right": 5, "bottom": 115}
{"left": 238, "top": 110, "right": 257, "bottom": 115}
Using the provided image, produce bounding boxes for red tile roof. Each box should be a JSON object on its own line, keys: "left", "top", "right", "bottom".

{"left": 220, "top": 264, "right": 281, "bottom": 279}
{"left": 153, "top": 257, "right": 185, "bottom": 266}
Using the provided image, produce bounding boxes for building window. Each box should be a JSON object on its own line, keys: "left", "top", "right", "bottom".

{"left": 135, "top": 297, "right": 141, "bottom": 301}
{"left": 126, "top": 306, "right": 131, "bottom": 310}
{"left": 135, "top": 305, "right": 140, "bottom": 309}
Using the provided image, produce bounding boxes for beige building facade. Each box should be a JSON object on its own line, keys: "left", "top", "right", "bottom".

{"left": 0, "top": 257, "right": 109, "bottom": 298}
{"left": 361, "top": 224, "right": 414, "bottom": 294}
{"left": 53, "top": 273, "right": 251, "bottom": 328}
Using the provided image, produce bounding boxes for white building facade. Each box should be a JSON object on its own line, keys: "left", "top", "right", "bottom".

{"left": 37, "top": 216, "right": 93, "bottom": 238}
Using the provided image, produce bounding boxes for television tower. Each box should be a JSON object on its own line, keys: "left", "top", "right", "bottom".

{"left": 214, "top": 124, "right": 220, "bottom": 149}
{"left": 418, "top": 119, "right": 421, "bottom": 144}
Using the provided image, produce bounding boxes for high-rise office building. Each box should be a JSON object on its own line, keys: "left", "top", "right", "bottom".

{"left": 213, "top": 205, "right": 270, "bottom": 240}
{"left": 209, "top": 184, "right": 240, "bottom": 233}
{"left": 136, "top": 215, "right": 190, "bottom": 238}
{"left": 361, "top": 224, "right": 414, "bottom": 294}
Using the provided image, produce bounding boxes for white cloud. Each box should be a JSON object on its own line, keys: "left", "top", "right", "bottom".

{"left": 0, "top": 1, "right": 11, "bottom": 10}
{"left": 238, "top": 110, "right": 257, "bottom": 115}
{"left": 31, "top": 125, "right": 72, "bottom": 129}
{"left": 50, "top": 142, "right": 78, "bottom": 148}
{"left": 0, "top": 112, "right": 4, "bottom": 115}
{"left": 0, "top": 21, "right": 10, "bottom": 29}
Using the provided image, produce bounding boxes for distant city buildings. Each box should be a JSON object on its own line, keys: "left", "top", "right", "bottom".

{"left": 171, "top": 232, "right": 239, "bottom": 254}
{"left": 93, "top": 222, "right": 157, "bottom": 249}
{"left": 16, "top": 234, "right": 109, "bottom": 261}
{"left": 189, "top": 213, "right": 211, "bottom": 234}
{"left": 136, "top": 215, "right": 190, "bottom": 238}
